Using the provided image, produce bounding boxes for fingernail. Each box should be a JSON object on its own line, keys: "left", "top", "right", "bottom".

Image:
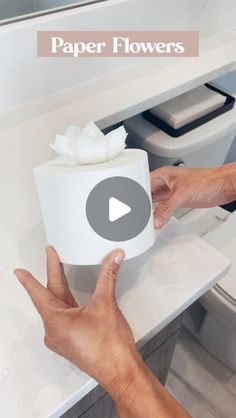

{"left": 13, "top": 269, "right": 21, "bottom": 280}
{"left": 114, "top": 252, "right": 125, "bottom": 265}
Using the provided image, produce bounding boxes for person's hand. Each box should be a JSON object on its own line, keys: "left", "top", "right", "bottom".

{"left": 14, "top": 247, "right": 141, "bottom": 399}
{"left": 14, "top": 247, "right": 191, "bottom": 418}
{"left": 151, "top": 164, "right": 235, "bottom": 229}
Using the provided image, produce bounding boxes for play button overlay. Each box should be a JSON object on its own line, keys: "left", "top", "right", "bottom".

{"left": 86, "top": 176, "right": 151, "bottom": 242}
{"left": 109, "top": 197, "right": 131, "bottom": 222}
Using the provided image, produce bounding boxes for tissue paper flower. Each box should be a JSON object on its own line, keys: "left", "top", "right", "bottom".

{"left": 50, "top": 122, "right": 128, "bottom": 166}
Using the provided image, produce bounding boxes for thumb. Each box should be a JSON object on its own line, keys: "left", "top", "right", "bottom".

{"left": 153, "top": 189, "right": 180, "bottom": 229}
{"left": 93, "top": 250, "right": 125, "bottom": 304}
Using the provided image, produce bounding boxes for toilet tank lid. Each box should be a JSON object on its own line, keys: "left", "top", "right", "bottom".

{"left": 204, "top": 211, "right": 236, "bottom": 301}
{"left": 125, "top": 105, "right": 236, "bottom": 158}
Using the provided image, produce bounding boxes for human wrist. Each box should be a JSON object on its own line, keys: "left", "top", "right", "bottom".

{"left": 221, "top": 163, "right": 236, "bottom": 202}
{"left": 114, "top": 357, "right": 168, "bottom": 418}
{"left": 94, "top": 348, "right": 191, "bottom": 418}
{"left": 106, "top": 352, "right": 158, "bottom": 416}
{"left": 113, "top": 355, "right": 191, "bottom": 418}
{"left": 98, "top": 348, "right": 145, "bottom": 403}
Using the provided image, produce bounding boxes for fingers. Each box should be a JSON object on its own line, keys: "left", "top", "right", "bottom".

{"left": 150, "top": 166, "right": 174, "bottom": 192}
{"left": 93, "top": 249, "right": 125, "bottom": 304}
{"left": 151, "top": 166, "right": 187, "bottom": 229}
{"left": 151, "top": 178, "right": 170, "bottom": 203}
{"left": 14, "top": 268, "right": 56, "bottom": 318}
{"left": 153, "top": 189, "right": 180, "bottom": 229}
{"left": 46, "top": 246, "right": 78, "bottom": 308}
{"left": 46, "top": 246, "right": 78, "bottom": 307}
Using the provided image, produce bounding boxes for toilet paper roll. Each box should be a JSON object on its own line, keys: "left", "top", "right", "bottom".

{"left": 34, "top": 149, "right": 155, "bottom": 265}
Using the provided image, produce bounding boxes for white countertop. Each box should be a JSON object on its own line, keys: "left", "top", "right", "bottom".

{"left": 0, "top": 217, "right": 230, "bottom": 418}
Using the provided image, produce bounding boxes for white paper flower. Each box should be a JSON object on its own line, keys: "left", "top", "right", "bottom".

{"left": 50, "top": 122, "right": 128, "bottom": 166}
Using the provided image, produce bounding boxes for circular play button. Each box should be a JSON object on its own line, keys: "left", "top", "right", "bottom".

{"left": 86, "top": 176, "right": 151, "bottom": 242}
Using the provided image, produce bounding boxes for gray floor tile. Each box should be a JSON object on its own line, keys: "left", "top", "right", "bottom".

{"left": 179, "top": 330, "right": 233, "bottom": 384}
{"left": 166, "top": 369, "right": 215, "bottom": 418}
{"left": 224, "top": 374, "right": 236, "bottom": 398}
{"left": 166, "top": 329, "right": 236, "bottom": 418}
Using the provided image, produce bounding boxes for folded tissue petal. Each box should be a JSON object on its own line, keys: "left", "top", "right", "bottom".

{"left": 65, "top": 124, "right": 81, "bottom": 140}
{"left": 50, "top": 122, "right": 127, "bottom": 166}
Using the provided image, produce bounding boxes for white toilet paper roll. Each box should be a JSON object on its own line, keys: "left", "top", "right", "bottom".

{"left": 34, "top": 149, "right": 155, "bottom": 265}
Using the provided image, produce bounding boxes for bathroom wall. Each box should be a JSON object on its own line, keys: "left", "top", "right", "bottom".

{"left": 199, "top": 0, "right": 236, "bottom": 38}
{"left": 1, "top": 0, "right": 236, "bottom": 114}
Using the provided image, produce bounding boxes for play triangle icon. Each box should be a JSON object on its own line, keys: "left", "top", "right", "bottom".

{"left": 109, "top": 197, "right": 131, "bottom": 222}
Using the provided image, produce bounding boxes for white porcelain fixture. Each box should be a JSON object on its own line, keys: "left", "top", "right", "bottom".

{"left": 199, "top": 212, "right": 236, "bottom": 372}
{"left": 126, "top": 97, "right": 236, "bottom": 371}
{"left": 125, "top": 103, "right": 236, "bottom": 170}
{"left": 182, "top": 208, "right": 236, "bottom": 372}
